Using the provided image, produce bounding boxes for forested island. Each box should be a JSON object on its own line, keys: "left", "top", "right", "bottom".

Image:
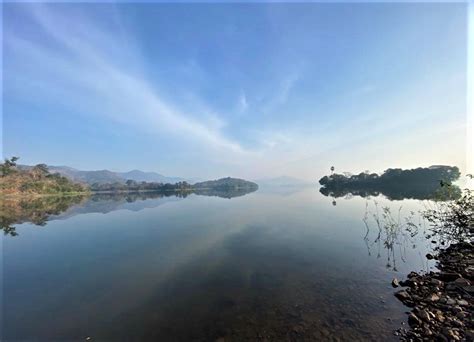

{"left": 319, "top": 165, "right": 461, "bottom": 200}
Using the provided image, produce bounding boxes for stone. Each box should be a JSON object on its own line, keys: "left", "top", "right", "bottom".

{"left": 446, "top": 298, "right": 457, "bottom": 305}
{"left": 416, "top": 309, "right": 431, "bottom": 322}
{"left": 437, "top": 272, "right": 461, "bottom": 282}
{"left": 436, "top": 333, "right": 449, "bottom": 342}
{"left": 395, "top": 290, "right": 411, "bottom": 302}
{"left": 408, "top": 313, "right": 421, "bottom": 327}
{"left": 426, "top": 253, "right": 434, "bottom": 260}
{"left": 462, "top": 285, "right": 474, "bottom": 294}
{"left": 428, "top": 293, "right": 440, "bottom": 302}
{"left": 392, "top": 278, "right": 400, "bottom": 288}
{"left": 453, "top": 278, "right": 471, "bottom": 286}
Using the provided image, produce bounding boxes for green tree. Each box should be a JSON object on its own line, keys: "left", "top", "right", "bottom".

{"left": 1, "top": 156, "right": 19, "bottom": 176}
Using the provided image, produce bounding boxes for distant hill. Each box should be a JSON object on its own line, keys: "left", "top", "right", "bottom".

{"left": 49, "top": 166, "right": 124, "bottom": 184}
{"left": 20, "top": 165, "right": 187, "bottom": 185}
{"left": 255, "top": 176, "right": 311, "bottom": 187}
{"left": 117, "top": 170, "right": 185, "bottom": 184}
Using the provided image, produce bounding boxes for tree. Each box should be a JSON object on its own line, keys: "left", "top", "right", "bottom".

{"left": 31, "top": 164, "right": 49, "bottom": 179}
{"left": 1, "top": 156, "right": 19, "bottom": 176}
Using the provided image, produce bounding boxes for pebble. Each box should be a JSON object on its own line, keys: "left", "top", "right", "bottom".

{"left": 392, "top": 242, "right": 473, "bottom": 341}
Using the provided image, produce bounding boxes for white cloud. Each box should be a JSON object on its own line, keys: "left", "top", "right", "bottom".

{"left": 238, "top": 92, "right": 248, "bottom": 112}
{"left": 260, "top": 72, "right": 300, "bottom": 116}
{"left": 7, "top": 4, "right": 250, "bottom": 157}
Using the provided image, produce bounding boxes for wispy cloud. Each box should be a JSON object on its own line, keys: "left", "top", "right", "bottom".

{"left": 238, "top": 92, "right": 248, "bottom": 113}
{"left": 260, "top": 72, "right": 300, "bottom": 116}
{"left": 6, "top": 4, "right": 249, "bottom": 157}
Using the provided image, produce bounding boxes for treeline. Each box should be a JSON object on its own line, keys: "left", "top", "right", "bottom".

{"left": 319, "top": 166, "right": 460, "bottom": 188}
{"left": 0, "top": 157, "right": 88, "bottom": 196}
{"left": 90, "top": 180, "right": 193, "bottom": 192}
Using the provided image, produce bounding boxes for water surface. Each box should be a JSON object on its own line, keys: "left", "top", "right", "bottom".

{"left": 2, "top": 187, "right": 435, "bottom": 340}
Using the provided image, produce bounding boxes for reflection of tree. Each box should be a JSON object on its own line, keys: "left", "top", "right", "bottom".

{"left": 0, "top": 195, "right": 87, "bottom": 236}
{"left": 362, "top": 201, "right": 424, "bottom": 271}
{"left": 89, "top": 191, "right": 192, "bottom": 203}
{"left": 193, "top": 187, "right": 257, "bottom": 199}
{"left": 320, "top": 181, "right": 461, "bottom": 201}
{"left": 1, "top": 187, "right": 258, "bottom": 237}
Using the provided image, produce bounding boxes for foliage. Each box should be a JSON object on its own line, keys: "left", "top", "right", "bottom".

{"left": 0, "top": 157, "right": 88, "bottom": 195}
{"left": 0, "top": 195, "right": 87, "bottom": 236}
{"left": 422, "top": 187, "right": 474, "bottom": 245}
{"left": 0, "top": 156, "right": 19, "bottom": 176}
{"left": 193, "top": 177, "right": 258, "bottom": 190}
{"left": 90, "top": 180, "right": 194, "bottom": 192}
{"left": 363, "top": 202, "right": 423, "bottom": 271}
{"left": 319, "top": 165, "right": 461, "bottom": 200}
{"left": 91, "top": 177, "right": 258, "bottom": 193}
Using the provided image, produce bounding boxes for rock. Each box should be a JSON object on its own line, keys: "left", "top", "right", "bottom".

{"left": 453, "top": 278, "right": 471, "bottom": 287}
{"left": 395, "top": 290, "right": 411, "bottom": 302}
{"left": 462, "top": 285, "right": 474, "bottom": 294}
{"left": 447, "top": 298, "right": 457, "bottom": 305}
{"left": 392, "top": 242, "right": 474, "bottom": 341}
{"left": 416, "top": 309, "right": 431, "bottom": 322}
{"left": 430, "top": 279, "right": 443, "bottom": 287}
{"left": 436, "top": 272, "right": 461, "bottom": 282}
{"left": 442, "top": 327, "right": 457, "bottom": 340}
{"left": 435, "top": 311, "right": 446, "bottom": 323}
{"left": 408, "top": 313, "right": 421, "bottom": 327}
{"left": 426, "top": 253, "right": 434, "bottom": 260}
{"left": 436, "top": 333, "right": 448, "bottom": 342}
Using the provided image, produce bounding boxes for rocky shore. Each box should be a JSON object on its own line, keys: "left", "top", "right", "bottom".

{"left": 392, "top": 242, "right": 473, "bottom": 341}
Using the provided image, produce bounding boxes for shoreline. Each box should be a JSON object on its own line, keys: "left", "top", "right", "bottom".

{"left": 392, "top": 242, "right": 473, "bottom": 341}
{"left": 0, "top": 186, "right": 259, "bottom": 199}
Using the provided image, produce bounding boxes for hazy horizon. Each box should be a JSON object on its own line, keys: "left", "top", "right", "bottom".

{"left": 3, "top": 2, "right": 469, "bottom": 181}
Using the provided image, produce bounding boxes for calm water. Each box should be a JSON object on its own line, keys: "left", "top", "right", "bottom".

{"left": 2, "top": 187, "right": 436, "bottom": 341}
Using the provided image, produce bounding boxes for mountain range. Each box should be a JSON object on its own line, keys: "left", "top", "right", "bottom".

{"left": 18, "top": 164, "right": 309, "bottom": 187}
{"left": 19, "top": 165, "right": 190, "bottom": 185}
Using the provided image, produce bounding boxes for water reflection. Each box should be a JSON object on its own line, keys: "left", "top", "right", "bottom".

{"left": 361, "top": 201, "right": 431, "bottom": 272}
{"left": 0, "top": 195, "right": 87, "bottom": 236}
{"left": 320, "top": 182, "right": 461, "bottom": 201}
{"left": 0, "top": 187, "right": 257, "bottom": 236}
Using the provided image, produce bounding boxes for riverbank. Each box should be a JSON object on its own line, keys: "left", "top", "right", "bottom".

{"left": 392, "top": 242, "right": 473, "bottom": 341}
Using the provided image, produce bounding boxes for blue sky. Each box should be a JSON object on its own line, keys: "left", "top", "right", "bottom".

{"left": 3, "top": 2, "right": 468, "bottom": 180}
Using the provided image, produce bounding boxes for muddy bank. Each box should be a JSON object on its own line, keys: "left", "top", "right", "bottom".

{"left": 393, "top": 242, "right": 473, "bottom": 341}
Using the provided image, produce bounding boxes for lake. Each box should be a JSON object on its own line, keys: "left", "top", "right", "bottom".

{"left": 2, "top": 187, "right": 437, "bottom": 341}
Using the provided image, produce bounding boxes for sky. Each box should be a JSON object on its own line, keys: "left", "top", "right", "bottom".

{"left": 2, "top": 2, "right": 469, "bottom": 181}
